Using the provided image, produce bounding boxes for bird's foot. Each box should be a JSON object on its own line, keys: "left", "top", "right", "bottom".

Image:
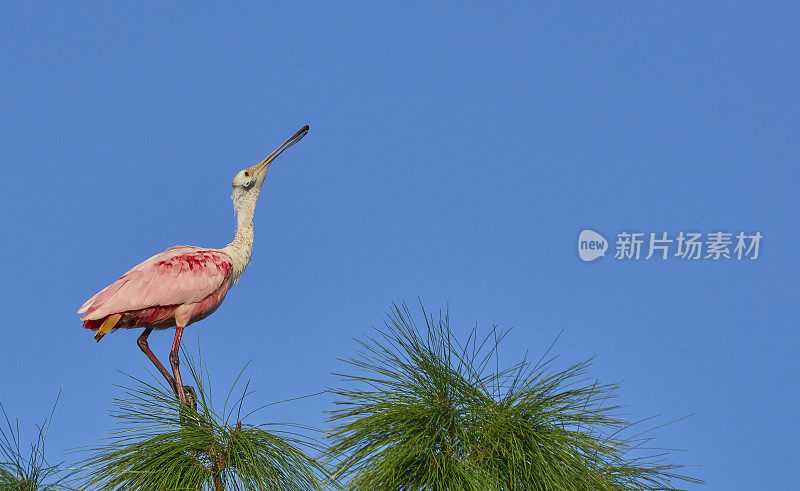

{"left": 177, "top": 385, "right": 200, "bottom": 426}
{"left": 182, "top": 385, "right": 198, "bottom": 410}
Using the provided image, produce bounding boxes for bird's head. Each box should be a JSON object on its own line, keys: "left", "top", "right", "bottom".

{"left": 232, "top": 125, "right": 310, "bottom": 194}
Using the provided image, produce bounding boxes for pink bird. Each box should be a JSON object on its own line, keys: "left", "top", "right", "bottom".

{"left": 78, "top": 125, "right": 309, "bottom": 406}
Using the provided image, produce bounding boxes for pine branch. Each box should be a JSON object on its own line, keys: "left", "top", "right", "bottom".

{"left": 325, "top": 302, "right": 703, "bottom": 490}
{"left": 79, "top": 350, "right": 328, "bottom": 490}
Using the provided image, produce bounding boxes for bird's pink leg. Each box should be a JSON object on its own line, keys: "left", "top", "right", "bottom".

{"left": 169, "top": 324, "right": 187, "bottom": 404}
{"left": 137, "top": 328, "right": 176, "bottom": 391}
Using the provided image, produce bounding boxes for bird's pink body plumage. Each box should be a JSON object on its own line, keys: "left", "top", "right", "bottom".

{"left": 79, "top": 246, "right": 233, "bottom": 334}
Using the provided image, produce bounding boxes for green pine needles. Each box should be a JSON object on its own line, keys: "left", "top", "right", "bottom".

{"left": 325, "top": 303, "right": 702, "bottom": 490}
{"left": 0, "top": 391, "right": 75, "bottom": 490}
{"left": 80, "top": 353, "right": 326, "bottom": 491}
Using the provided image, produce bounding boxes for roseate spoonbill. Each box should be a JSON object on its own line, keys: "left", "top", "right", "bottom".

{"left": 78, "top": 125, "right": 309, "bottom": 405}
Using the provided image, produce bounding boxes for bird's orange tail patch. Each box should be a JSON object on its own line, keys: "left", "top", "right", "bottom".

{"left": 93, "top": 314, "right": 121, "bottom": 343}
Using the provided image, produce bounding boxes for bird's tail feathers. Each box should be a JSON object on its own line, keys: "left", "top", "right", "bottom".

{"left": 92, "top": 314, "right": 122, "bottom": 342}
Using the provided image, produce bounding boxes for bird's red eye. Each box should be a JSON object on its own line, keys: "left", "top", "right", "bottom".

{"left": 244, "top": 172, "right": 250, "bottom": 177}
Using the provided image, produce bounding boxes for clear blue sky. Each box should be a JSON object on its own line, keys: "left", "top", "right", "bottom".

{"left": 1, "top": 3, "right": 797, "bottom": 488}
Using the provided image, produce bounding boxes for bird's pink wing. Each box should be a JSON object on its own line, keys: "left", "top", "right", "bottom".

{"left": 78, "top": 246, "right": 233, "bottom": 321}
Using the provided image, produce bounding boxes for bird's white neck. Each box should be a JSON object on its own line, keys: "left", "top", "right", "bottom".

{"left": 221, "top": 188, "right": 260, "bottom": 286}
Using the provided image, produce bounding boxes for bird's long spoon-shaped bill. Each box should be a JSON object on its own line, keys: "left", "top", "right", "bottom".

{"left": 250, "top": 125, "right": 310, "bottom": 178}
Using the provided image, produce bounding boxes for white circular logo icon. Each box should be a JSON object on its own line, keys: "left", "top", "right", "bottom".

{"left": 578, "top": 229, "right": 607, "bottom": 262}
